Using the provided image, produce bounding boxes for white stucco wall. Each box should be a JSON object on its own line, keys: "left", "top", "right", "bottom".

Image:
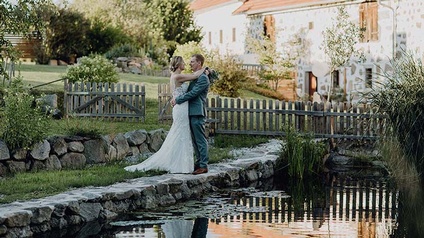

{"left": 193, "top": 1, "right": 248, "bottom": 57}
{"left": 194, "top": 0, "right": 424, "bottom": 101}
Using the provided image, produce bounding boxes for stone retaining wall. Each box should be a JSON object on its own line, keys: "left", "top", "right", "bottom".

{"left": 0, "top": 153, "right": 277, "bottom": 238}
{"left": 0, "top": 129, "right": 168, "bottom": 176}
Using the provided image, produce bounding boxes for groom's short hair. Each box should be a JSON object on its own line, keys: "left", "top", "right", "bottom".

{"left": 192, "top": 54, "right": 205, "bottom": 66}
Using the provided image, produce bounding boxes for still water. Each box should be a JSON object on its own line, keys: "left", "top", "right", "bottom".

{"left": 98, "top": 174, "right": 402, "bottom": 238}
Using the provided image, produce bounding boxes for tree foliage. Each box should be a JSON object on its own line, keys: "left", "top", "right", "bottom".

{"left": 321, "top": 6, "right": 364, "bottom": 100}
{"left": 47, "top": 8, "right": 91, "bottom": 62}
{"left": 0, "top": 0, "right": 53, "bottom": 78}
{"left": 246, "top": 31, "right": 305, "bottom": 91}
{"left": 71, "top": 0, "right": 202, "bottom": 65}
{"left": 145, "top": 0, "right": 202, "bottom": 57}
{"left": 322, "top": 6, "right": 364, "bottom": 70}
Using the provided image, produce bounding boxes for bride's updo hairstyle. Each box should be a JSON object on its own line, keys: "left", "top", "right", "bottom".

{"left": 170, "top": 56, "right": 183, "bottom": 72}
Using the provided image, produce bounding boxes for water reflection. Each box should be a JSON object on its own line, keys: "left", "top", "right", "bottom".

{"left": 105, "top": 175, "right": 401, "bottom": 238}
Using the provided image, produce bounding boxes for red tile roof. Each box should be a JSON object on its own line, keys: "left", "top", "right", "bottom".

{"left": 190, "top": 0, "right": 235, "bottom": 11}
{"left": 233, "top": 0, "right": 347, "bottom": 15}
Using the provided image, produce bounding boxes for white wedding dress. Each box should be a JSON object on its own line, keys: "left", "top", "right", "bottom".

{"left": 125, "top": 82, "right": 194, "bottom": 173}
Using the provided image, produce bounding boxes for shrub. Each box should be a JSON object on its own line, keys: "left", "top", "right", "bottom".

{"left": 208, "top": 52, "right": 247, "bottom": 98}
{"left": 65, "top": 54, "right": 119, "bottom": 83}
{"left": 0, "top": 78, "right": 49, "bottom": 150}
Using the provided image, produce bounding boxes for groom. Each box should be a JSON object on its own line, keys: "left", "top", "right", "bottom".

{"left": 172, "top": 54, "right": 210, "bottom": 175}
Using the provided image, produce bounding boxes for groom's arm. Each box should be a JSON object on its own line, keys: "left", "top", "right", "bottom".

{"left": 175, "top": 74, "right": 209, "bottom": 104}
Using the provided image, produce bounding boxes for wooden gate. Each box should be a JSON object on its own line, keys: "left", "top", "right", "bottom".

{"left": 64, "top": 80, "right": 146, "bottom": 121}
{"left": 158, "top": 83, "right": 173, "bottom": 123}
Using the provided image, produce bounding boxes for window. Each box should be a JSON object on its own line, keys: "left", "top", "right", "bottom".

{"left": 263, "top": 15, "right": 275, "bottom": 42}
{"left": 219, "top": 30, "right": 223, "bottom": 44}
{"left": 359, "top": 1, "right": 378, "bottom": 42}
{"left": 365, "top": 68, "right": 373, "bottom": 88}
{"left": 332, "top": 70, "right": 340, "bottom": 88}
{"left": 232, "top": 28, "right": 236, "bottom": 42}
{"left": 208, "top": 32, "right": 212, "bottom": 45}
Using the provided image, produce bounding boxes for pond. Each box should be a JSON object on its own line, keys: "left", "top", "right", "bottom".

{"left": 35, "top": 172, "right": 424, "bottom": 238}
{"left": 107, "top": 176, "right": 398, "bottom": 238}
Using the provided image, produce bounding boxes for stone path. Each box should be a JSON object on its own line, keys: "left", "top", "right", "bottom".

{"left": 0, "top": 140, "right": 282, "bottom": 238}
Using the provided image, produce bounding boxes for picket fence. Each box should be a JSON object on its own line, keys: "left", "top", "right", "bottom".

{"left": 64, "top": 80, "right": 146, "bottom": 121}
{"left": 158, "top": 84, "right": 386, "bottom": 139}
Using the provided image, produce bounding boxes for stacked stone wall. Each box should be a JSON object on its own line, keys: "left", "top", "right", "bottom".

{"left": 0, "top": 129, "right": 168, "bottom": 177}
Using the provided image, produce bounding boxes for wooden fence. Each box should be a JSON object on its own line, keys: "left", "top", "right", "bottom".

{"left": 158, "top": 84, "right": 386, "bottom": 139}
{"left": 64, "top": 81, "right": 146, "bottom": 121}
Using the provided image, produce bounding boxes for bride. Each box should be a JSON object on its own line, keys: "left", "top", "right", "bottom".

{"left": 125, "top": 56, "right": 206, "bottom": 173}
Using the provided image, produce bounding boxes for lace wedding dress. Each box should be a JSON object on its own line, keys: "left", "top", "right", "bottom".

{"left": 124, "top": 83, "right": 194, "bottom": 173}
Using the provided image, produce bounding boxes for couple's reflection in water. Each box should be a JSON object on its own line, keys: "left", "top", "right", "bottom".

{"left": 162, "top": 218, "right": 208, "bottom": 238}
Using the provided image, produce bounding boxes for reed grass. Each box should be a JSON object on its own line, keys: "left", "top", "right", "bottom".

{"left": 276, "top": 126, "right": 326, "bottom": 179}
{"left": 369, "top": 50, "right": 424, "bottom": 184}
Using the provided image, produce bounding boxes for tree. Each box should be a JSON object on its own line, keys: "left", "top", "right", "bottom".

{"left": 47, "top": 8, "right": 91, "bottom": 63}
{"left": 86, "top": 19, "right": 132, "bottom": 55}
{"left": 247, "top": 29, "right": 307, "bottom": 91}
{"left": 0, "top": 0, "right": 53, "bottom": 80}
{"left": 70, "top": 0, "right": 150, "bottom": 51}
{"left": 321, "top": 6, "right": 364, "bottom": 101}
{"left": 145, "top": 0, "right": 202, "bottom": 57}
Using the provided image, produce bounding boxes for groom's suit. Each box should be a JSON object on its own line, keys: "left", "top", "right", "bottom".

{"left": 175, "top": 73, "right": 210, "bottom": 169}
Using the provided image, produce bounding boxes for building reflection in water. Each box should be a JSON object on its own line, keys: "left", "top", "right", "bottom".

{"left": 114, "top": 178, "right": 399, "bottom": 238}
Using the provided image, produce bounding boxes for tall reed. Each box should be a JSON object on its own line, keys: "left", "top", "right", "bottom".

{"left": 369, "top": 50, "right": 424, "bottom": 184}
{"left": 276, "top": 126, "right": 326, "bottom": 179}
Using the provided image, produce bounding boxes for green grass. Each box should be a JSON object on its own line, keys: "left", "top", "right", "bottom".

{"left": 0, "top": 163, "right": 165, "bottom": 204}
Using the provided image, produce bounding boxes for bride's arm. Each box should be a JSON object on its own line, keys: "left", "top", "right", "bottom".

{"left": 174, "top": 68, "right": 205, "bottom": 83}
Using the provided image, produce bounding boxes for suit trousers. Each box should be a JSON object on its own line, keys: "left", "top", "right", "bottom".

{"left": 190, "top": 115, "right": 209, "bottom": 168}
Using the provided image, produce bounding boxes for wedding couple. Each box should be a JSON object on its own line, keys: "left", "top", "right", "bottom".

{"left": 125, "top": 54, "right": 210, "bottom": 175}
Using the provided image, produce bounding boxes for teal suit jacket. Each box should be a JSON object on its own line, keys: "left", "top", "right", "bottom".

{"left": 175, "top": 73, "right": 210, "bottom": 116}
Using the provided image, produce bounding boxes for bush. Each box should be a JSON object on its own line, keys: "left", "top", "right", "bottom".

{"left": 0, "top": 78, "right": 49, "bottom": 150}
{"left": 65, "top": 54, "right": 119, "bottom": 83}
{"left": 208, "top": 52, "right": 247, "bottom": 98}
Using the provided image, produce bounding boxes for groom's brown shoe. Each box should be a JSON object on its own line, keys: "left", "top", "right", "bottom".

{"left": 192, "top": 168, "right": 208, "bottom": 175}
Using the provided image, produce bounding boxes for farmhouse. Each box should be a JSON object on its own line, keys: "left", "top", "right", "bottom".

{"left": 191, "top": 0, "right": 424, "bottom": 102}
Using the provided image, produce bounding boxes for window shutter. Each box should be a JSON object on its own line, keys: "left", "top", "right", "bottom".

{"left": 370, "top": 2, "right": 379, "bottom": 41}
